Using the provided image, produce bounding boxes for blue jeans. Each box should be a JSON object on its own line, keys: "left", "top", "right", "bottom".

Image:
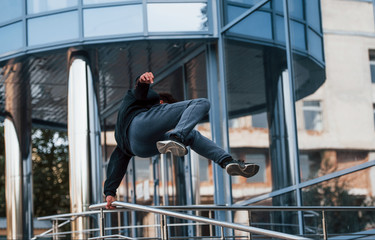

{"left": 127, "top": 98, "right": 231, "bottom": 165}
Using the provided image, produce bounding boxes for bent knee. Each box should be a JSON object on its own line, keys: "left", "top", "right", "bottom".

{"left": 197, "top": 98, "right": 210, "bottom": 111}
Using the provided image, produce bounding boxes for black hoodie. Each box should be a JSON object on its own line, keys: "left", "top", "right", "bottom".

{"left": 103, "top": 78, "right": 160, "bottom": 197}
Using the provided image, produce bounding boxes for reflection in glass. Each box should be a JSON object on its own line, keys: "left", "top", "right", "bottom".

{"left": 84, "top": 5, "right": 143, "bottom": 37}
{"left": 227, "top": 8, "right": 272, "bottom": 40}
{"left": 305, "top": 0, "right": 321, "bottom": 31}
{"left": 152, "top": 68, "right": 184, "bottom": 101}
{"left": 302, "top": 166, "right": 375, "bottom": 235}
{"left": 147, "top": 3, "right": 208, "bottom": 32}
{"left": 27, "top": 0, "right": 77, "bottom": 14}
{"left": 0, "top": 22, "right": 23, "bottom": 55}
{"left": 307, "top": 29, "right": 323, "bottom": 62}
{"left": 0, "top": 0, "right": 22, "bottom": 23}
{"left": 27, "top": 11, "right": 79, "bottom": 46}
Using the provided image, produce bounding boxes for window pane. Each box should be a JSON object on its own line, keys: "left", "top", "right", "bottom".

{"left": 291, "top": 20, "right": 306, "bottom": 50}
{"left": 0, "top": 0, "right": 22, "bottom": 23}
{"left": 305, "top": 0, "right": 321, "bottom": 31}
{"left": 83, "top": 0, "right": 137, "bottom": 4}
{"left": 227, "top": 8, "right": 272, "bottom": 40}
{"left": 28, "top": 11, "right": 79, "bottom": 46}
{"left": 371, "top": 64, "right": 375, "bottom": 83}
{"left": 307, "top": 29, "right": 323, "bottom": 62}
{"left": 27, "top": 0, "right": 78, "bottom": 14}
{"left": 84, "top": 5, "right": 143, "bottom": 37}
{"left": 303, "top": 101, "right": 322, "bottom": 131}
{"left": 246, "top": 154, "right": 266, "bottom": 183}
{"left": 0, "top": 22, "right": 23, "bottom": 55}
{"left": 274, "top": 0, "right": 303, "bottom": 19}
{"left": 275, "top": 15, "right": 285, "bottom": 43}
{"left": 148, "top": 3, "right": 208, "bottom": 32}
{"left": 252, "top": 112, "right": 268, "bottom": 128}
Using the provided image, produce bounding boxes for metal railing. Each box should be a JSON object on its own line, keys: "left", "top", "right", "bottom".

{"left": 33, "top": 203, "right": 375, "bottom": 240}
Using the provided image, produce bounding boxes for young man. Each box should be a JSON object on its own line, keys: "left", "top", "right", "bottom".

{"left": 104, "top": 72, "right": 259, "bottom": 209}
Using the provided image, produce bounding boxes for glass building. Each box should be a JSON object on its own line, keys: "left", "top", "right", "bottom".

{"left": 1, "top": 0, "right": 375, "bottom": 239}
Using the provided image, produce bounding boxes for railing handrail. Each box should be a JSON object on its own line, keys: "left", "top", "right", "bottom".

{"left": 37, "top": 204, "right": 375, "bottom": 221}
{"left": 90, "top": 201, "right": 311, "bottom": 240}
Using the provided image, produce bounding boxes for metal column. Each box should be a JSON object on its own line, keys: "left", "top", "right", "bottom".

{"left": 4, "top": 61, "right": 33, "bottom": 239}
{"left": 68, "top": 53, "right": 102, "bottom": 239}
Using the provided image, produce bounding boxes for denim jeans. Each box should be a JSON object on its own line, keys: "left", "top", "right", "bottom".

{"left": 127, "top": 98, "right": 231, "bottom": 165}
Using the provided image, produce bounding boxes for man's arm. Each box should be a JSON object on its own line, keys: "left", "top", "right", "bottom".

{"left": 134, "top": 72, "right": 154, "bottom": 100}
{"left": 103, "top": 146, "right": 131, "bottom": 209}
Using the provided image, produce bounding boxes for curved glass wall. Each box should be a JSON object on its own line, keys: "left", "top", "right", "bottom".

{"left": 0, "top": 0, "right": 210, "bottom": 60}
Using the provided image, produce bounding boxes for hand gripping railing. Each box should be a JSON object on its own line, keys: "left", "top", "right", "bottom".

{"left": 89, "top": 201, "right": 311, "bottom": 240}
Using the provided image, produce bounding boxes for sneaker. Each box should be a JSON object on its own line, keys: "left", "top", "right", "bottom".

{"left": 156, "top": 136, "right": 187, "bottom": 157}
{"left": 224, "top": 159, "right": 259, "bottom": 178}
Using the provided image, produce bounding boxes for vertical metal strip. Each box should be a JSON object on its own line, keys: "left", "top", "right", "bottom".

{"left": 282, "top": 0, "right": 304, "bottom": 235}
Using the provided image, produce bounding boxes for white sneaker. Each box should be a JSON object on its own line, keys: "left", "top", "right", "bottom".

{"left": 156, "top": 140, "right": 188, "bottom": 157}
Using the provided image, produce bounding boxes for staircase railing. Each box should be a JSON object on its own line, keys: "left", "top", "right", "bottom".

{"left": 32, "top": 204, "right": 375, "bottom": 240}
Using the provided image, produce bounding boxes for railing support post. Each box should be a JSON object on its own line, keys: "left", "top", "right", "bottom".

{"left": 322, "top": 210, "right": 328, "bottom": 240}
{"left": 160, "top": 214, "right": 169, "bottom": 240}
{"left": 99, "top": 208, "right": 105, "bottom": 238}
{"left": 52, "top": 220, "right": 59, "bottom": 240}
{"left": 248, "top": 211, "right": 252, "bottom": 240}
{"left": 209, "top": 210, "right": 214, "bottom": 237}
{"left": 221, "top": 226, "right": 225, "bottom": 240}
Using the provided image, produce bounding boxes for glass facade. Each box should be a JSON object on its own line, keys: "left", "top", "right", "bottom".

{"left": 1, "top": 0, "right": 375, "bottom": 239}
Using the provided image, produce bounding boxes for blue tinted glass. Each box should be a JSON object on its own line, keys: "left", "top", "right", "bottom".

{"left": 0, "top": 22, "right": 23, "bottom": 55}
{"left": 0, "top": 0, "right": 22, "bottom": 23}
{"left": 228, "top": 6, "right": 272, "bottom": 39}
{"left": 225, "top": 1, "right": 271, "bottom": 24}
{"left": 148, "top": 3, "right": 208, "bottom": 32}
{"left": 308, "top": 29, "right": 323, "bottom": 62}
{"left": 291, "top": 21, "right": 306, "bottom": 50}
{"left": 273, "top": 0, "right": 283, "bottom": 12}
{"left": 306, "top": 0, "right": 321, "bottom": 31}
{"left": 289, "top": 0, "right": 303, "bottom": 19}
{"left": 28, "top": 11, "right": 79, "bottom": 46}
{"left": 275, "top": 15, "right": 285, "bottom": 43}
{"left": 273, "top": 0, "right": 303, "bottom": 19}
{"left": 84, "top": 0, "right": 136, "bottom": 4}
{"left": 27, "top": 0, "right": 77, "bottom": 14}
{"left": 84, "top": 5, "right": 143, "bottom": 37}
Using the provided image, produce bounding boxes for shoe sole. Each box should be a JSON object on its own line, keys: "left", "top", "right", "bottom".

{"left": 226, "top": 163, "right": 259, "bottom": 178}
{"left": 156, "top": 140, "right": 188, "bottom": 157}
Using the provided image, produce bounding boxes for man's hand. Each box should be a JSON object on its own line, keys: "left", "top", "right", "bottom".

{"left": 139, "top": 72, "right": 154, "bottom": 84}
{"left": 105, "top": 195, "right": 116, "bottom": 210}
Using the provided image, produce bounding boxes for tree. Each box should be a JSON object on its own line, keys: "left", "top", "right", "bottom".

{"left": 32, "top": 128, "right": 70, "bottom": 217}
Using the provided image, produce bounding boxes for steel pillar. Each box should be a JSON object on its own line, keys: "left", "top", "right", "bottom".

{"left": 68, "top": 53, "right": 102, "bottom": 239}
{"left": 4, "top": 61, "right": 33, "bottom": 239}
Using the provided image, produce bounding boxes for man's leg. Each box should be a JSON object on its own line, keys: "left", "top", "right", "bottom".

{"left": 128, "top": 98, "right": 210, "bottom": 157}
{"left": 182, "top": 130, "right": 259, "bottom": 178}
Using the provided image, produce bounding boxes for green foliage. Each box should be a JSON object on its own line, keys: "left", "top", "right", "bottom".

{"left": 303, "top": 179, "right": 375, "bottom": 234}
{"left": 32, "top": 128, "right": 70, "bottom": 217}
{"left": 0, "top": 126, "right": 70, "bottom": 218}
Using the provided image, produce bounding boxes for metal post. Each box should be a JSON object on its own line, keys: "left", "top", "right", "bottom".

{"left": 160, "top": 214, "right": 169, "bottom": 240}
{"left": 52, "top": 220, "right": 59, "bottom": 240}
{"left": 282, "top": 0, "right": 304, "bottom": 235}
{"left": 322, "top": 211, "right": 328, "bottom": 240}
{"left": 248, "top": 211, "right": 252, "bottom": 240}
{"left": 209, "top": 211, "right": 214, "bottom": 237}
{"left": 221, "top": 226, "right": 225, "bottom": 240}
{"left": 99, "top": 208, "right": 105, "bottom": 238}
